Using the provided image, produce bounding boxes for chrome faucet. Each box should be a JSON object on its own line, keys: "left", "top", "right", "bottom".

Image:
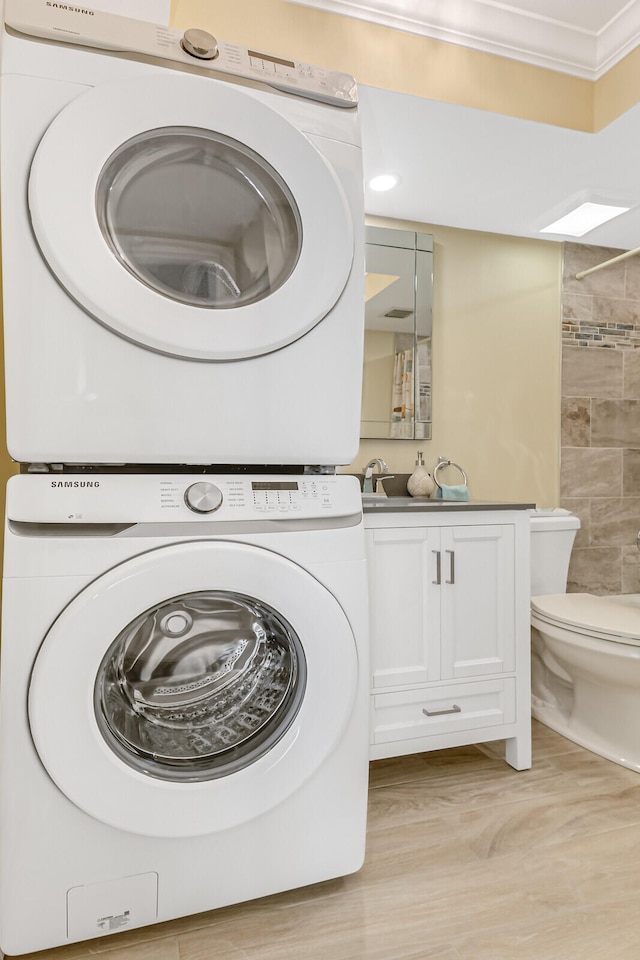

{"left": 362, "top": 458, "right": 392, "bottom": 494}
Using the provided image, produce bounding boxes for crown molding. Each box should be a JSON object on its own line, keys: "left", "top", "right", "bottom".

{"left": 284, "top": 0, "right": 640, "bottom": 80}
{"left": 597, "top": 2, "right": 640, "bottom": 76}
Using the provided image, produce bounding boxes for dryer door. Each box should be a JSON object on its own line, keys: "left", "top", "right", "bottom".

{"left": 28, "top": 541, "right": 359, "bottom": 838}
{"left": 28, "top": 73, "right": 355, "bottom": 360}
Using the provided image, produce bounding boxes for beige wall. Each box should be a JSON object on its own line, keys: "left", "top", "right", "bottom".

{"left": 362, "top": 330, "right": 395, "bottom": 423}
{"left": 343, "top": 218, "right": 563, "bottom": 505}
{"left": 595, "top": 45, "right": 640, "bottom": 130}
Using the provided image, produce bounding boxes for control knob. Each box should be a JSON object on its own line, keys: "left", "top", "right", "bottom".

{"left": 181, "top": 28, "right": 219, "bottom": 60}
{"left": 184, "top": 482, "right": 223, "bottom": 514}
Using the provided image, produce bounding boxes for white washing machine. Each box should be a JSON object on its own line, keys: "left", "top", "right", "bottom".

{"left": 0, "top": 472, "right": 369, "bottom": 956}
{"left": 0, "top": 0, "right": 364, "bottom": 467}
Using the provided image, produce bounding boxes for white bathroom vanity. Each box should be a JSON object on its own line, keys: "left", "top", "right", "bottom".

{"left": 363, "top": 499, "right": 533, "bottom": 770}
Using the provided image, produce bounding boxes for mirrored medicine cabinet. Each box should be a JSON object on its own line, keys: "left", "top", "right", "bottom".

{"left": 361, "top": 225, "right": 433, "bottom": 440}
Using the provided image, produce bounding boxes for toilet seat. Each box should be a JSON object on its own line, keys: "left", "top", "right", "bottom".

{"left": 531, "top": 593, "right": 640, "bottom": 646}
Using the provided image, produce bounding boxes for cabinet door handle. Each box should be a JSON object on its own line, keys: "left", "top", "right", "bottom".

{"left": 432, "top": 550, "right": 441, "bottom": 585}
{"left": 423, "top": 704, "right": 461, "bottom": 717}
{"left": 445, "top": 549, "right": 455, "bottom": 584}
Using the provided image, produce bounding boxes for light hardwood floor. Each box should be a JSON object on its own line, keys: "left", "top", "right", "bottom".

{"left": 11, "top": 720, "right": 640, "bottom": 960}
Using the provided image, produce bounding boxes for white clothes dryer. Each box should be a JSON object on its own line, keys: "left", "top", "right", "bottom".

{"left": 0, "top": 472, "right": 369, "bottom": 956}
{"left": 0, "top": 0, "right": 364, "bottom": 467}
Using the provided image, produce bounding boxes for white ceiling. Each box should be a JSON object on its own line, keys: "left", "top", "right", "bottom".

{"left": 286, "top": 0, "right": 640, "bottom": 79}
{"left": 359, "top": 86, "right": 640, "bottom": 251}
{"left": 283, "top": 0, "right": 640, "bottom": 251}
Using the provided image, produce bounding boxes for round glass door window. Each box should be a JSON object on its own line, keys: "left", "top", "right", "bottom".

{"left": 94, "top": 590, "right": 306, "bottom": 782}
{"left": 95, "top": 126, "right": 302, "bottom": 308}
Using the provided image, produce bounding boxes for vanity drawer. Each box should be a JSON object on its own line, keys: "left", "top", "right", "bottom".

{"left": 371, "top": 678, "right": 516, "bottom": 745}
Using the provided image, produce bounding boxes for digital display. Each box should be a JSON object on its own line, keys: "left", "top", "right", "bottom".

{"left": 249, "top": 50, "right": 295, "bottom": 69}
{"left": 251, "top": 482, "right": 299, "bottom": 491}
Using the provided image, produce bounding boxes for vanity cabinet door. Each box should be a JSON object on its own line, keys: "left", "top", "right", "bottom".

{"left": 439, "top": 524, "right": 516, "bottom": 680}
{"left": 366, "top": 526, "right": 440, "bottom": 688}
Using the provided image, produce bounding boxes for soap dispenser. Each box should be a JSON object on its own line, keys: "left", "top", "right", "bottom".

{"left": 407, "top": 451, "right": 435, "bottom": 498}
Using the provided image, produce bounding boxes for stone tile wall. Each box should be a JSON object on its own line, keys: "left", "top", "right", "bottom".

{"left": 561, "top": 243, "right": 640, "bottom": 594}
{"left": 563, "top": 243, "right": 640, "bottom": 348}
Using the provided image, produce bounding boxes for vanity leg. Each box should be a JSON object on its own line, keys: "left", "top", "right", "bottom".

{"left": 505, "top": 735, "right": 532, "bottom": 770}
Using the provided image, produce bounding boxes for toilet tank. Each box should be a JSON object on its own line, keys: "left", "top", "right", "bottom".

{"left": 529, "top": 508, "right": 580, "bottom": 596}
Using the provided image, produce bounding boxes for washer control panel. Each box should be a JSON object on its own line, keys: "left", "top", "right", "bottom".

{"left": 161, "top": 477, "right": 341, "bottom": 518}
{"left": 6, "top": 0, "right": 358, "bottom": 107}
{"left": 8, "top": 475, "right": 361, "bottom": 524}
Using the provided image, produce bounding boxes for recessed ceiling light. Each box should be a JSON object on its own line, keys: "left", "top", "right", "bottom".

{"left": 540, "top": 202, "right": 630, "bottom": 237}
{"left": 369, "top": 174, "right": 399, "bottom": 192}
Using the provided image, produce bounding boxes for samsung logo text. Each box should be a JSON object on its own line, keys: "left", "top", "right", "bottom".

{"left": 50, "top": 481, "right": 101, "bottom": 488}
{"left": 46, "top": 3, "right": 95, "bottom": 14}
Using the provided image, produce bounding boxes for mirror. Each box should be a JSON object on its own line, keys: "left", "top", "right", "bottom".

{"left": 361, "top": 226, "right": 433, "bottom": 440}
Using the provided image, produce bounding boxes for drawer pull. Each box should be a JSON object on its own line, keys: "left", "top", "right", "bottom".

{"left": 445, "top": 549, "right": 455, "bottom": 584}
{"left": 432, "top": 550, "right": 441, "bottom": 585}
{"left": 423, "top": 703, "right": 461, "bottom": 717}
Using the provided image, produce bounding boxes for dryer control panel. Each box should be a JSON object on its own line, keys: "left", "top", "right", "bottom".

{"left": 7, "top": 474, "right": 362, "bottom": 526}
{"left": 4, "top": 0, "right": 358, "bottom": 107}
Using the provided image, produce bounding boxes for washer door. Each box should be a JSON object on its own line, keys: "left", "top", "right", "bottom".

{"left": 28, "top": 74, "right": 354, "bottom": 360}
{"left": 29, "top": 541, "right": 358, "bottom": 838}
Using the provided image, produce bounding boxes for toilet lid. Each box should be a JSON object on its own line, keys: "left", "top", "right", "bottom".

{"left": 531, "top": 593, "right": 640, "bottom": 645}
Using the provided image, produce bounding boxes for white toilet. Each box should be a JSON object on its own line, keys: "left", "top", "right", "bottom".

{"left": 530, "top": 508, "right": 640, "bottom": 771}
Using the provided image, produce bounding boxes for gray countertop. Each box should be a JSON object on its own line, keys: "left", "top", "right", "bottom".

{"left": 362, "top": 496, "right": 536, "bottom": 513}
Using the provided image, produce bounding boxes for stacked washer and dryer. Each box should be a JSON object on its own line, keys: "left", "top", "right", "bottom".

{"left": 0, "top": 1, "right": 369, "bottom": 955}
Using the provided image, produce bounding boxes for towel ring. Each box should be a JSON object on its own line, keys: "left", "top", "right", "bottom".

{"left": 433, "top": 456, "right": 467, "bottom": 489}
